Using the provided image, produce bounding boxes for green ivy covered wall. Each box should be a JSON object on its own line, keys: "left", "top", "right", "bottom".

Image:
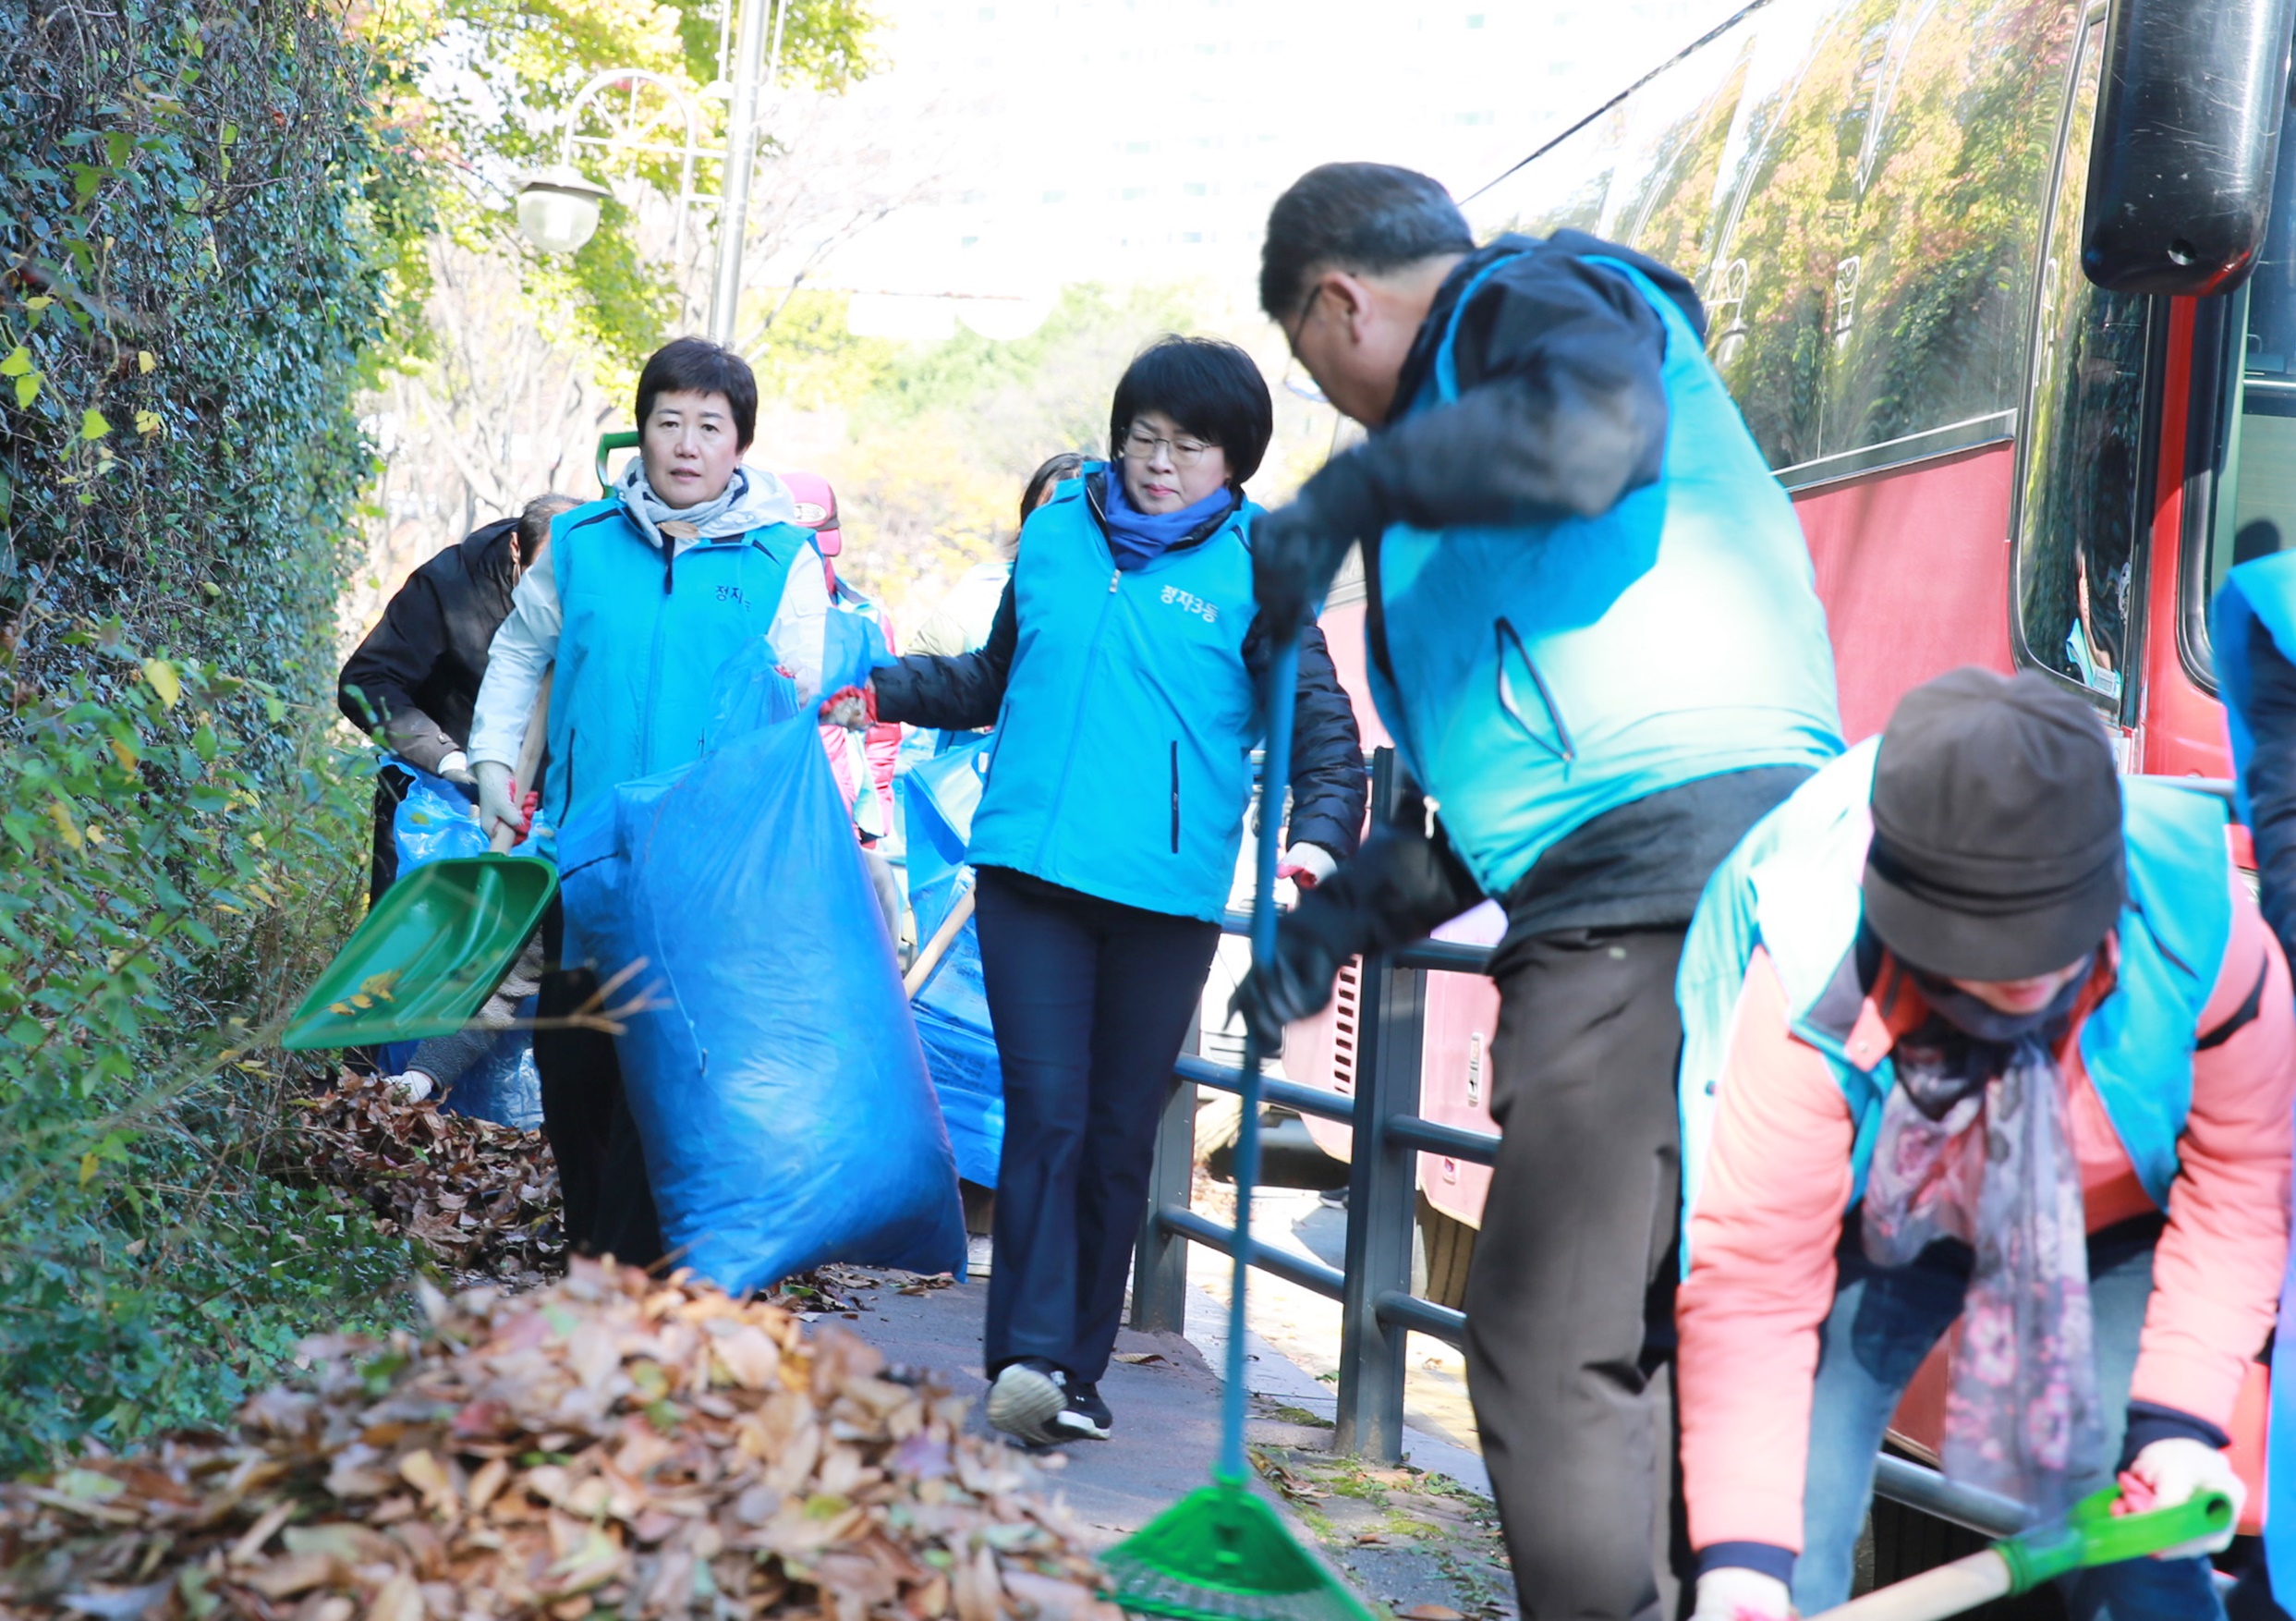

{"left": 0, "top": 0, "right": 425, "bottom": 1469}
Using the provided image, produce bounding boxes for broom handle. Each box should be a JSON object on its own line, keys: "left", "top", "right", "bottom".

{"left": 1219, "top": 632, "right": 1299, "bottom": 1484}
{"left": 1804, "top": 1551, "right": 2013, "bottom": 1621}
{"left": 490, "top": 667, "right": 553, "bottom": 855}
{"left": 903, "top": 882, "right": 977, "bottom": 996}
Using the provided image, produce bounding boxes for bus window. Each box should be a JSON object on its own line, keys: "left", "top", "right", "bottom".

{"left": 2013, "top": 16, "right": 2150, "bottom": 712}
{"left": 2193, "top": 131, "right": 2296, "bottom": 667}
{"left": 1818, "top": 0, "right": 2072, "bottom": 470}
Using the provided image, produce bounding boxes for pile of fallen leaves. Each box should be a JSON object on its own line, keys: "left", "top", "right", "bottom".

{"left": 277, "top": 1070, "right": 563, "bottom": 1284}
{"left": 0, "top": 1260, "right": 1115, "bottom": 1621}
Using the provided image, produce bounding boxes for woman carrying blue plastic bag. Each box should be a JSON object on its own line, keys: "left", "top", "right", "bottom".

{"left": 467, "top": 337, "right": 839, "bottom": 1267}
{"left": 825, "top": 337, "right": 1366, "bottom": 1446}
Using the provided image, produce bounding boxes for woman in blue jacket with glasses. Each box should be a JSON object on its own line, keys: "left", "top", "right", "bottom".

{"left": 830, "top": 335, "right": 1366, "bottom": 1445}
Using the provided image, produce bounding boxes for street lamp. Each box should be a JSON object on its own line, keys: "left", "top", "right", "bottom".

{"left": 513, "top": 0, "right": 790, "bottom": 345}
{"left": 515, "top": 165, "right": 613, "bottom": 254}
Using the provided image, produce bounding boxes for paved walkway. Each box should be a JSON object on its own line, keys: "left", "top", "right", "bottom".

{"left": 819, "top": 1259, "right": 1515, "bottom": 1618}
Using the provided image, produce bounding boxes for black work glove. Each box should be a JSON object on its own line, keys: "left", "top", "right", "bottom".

{"left": 1230, "top": 796, "right": 1488, "bottom": 1052}
{"left": 1230, "top": 908, "right": 1352, "bottom": 1054}
{"left": 1252, "top": 479, "right": 1363, "bottom": 642}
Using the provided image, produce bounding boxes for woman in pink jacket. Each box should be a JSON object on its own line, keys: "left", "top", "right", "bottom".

{"left": 1674, "top": 669, "right": 2294, "bottom": 1621}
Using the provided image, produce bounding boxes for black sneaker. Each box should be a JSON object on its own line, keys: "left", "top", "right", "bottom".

{"left": 1055, "top": 1380, "right": 1112, "bottom": 1441}
{"left": 986, "top": 1358, "right": 1072, "bottom": 1445}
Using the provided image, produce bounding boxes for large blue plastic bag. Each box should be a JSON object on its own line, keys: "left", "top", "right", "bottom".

{"left": 900, "top": 732, "right": 1002, "bottom": 1185}
{"left": 904, "top": 735, "right": 990, "bottom": 944}
{"left": 439, "top": 1018, "right": 543, "bottom": 1129}
{"left": 386, "top": 758, "right": 488, "bottom": 869}
{"left": 912, "top": 923, "right": 1003, "bottom": 1186}
{"left": 557, "top": 711, "right": 966, "bottom": 1292}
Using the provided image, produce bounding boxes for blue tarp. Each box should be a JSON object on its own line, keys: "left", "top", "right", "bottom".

{"left": 557, "top": 640, "right": 965, "bottom": 1293}
{"left": 902, "top": 733, "right": 1003, "bottom": 1187}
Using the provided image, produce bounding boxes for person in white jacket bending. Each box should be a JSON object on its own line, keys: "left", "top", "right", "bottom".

{"left": 465, "top": 335, "right": 833, "bottom": 1264}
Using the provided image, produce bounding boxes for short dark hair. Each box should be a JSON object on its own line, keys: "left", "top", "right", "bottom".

{"left": 516, "top": 494, "right": 581, "bottom": 567}
{"left": 636, "top": 336, "right": 759, "bottom": 449}
{"left": 1109, "top": 336, "right": 1274, "bottom": 486}
{"left": 1019, "top": 452, "right": 1086, "bottom": 530}
{"left": 1260, "top": 163, "right": 1476, "bottom": 321}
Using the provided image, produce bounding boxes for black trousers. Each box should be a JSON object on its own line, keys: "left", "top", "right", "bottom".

{"left": 1464, "top": 925, "right": 1690, "bottom": 1621}
{"left": 973, "top": 868, "right": 1221, "bottom": 1383}
{"left": 535, "top": 902, "right": 663, "bottom": 1269}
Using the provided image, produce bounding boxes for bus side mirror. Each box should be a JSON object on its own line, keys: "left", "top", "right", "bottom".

{"left": 2083, "top": 0, "right": 2296, "bottom": 296}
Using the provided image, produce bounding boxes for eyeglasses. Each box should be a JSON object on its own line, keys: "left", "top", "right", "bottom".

{"left": 1121, "top": 425, "right": 1214, "bottom": 467}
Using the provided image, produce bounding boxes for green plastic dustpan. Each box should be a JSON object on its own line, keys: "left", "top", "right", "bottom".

{"left": 282, "top": 854, "right": 557, "bottom": 1050}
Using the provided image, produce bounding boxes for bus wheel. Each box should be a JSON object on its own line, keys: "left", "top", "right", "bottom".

{"left": 1413, "top": 1193, "right": 1476, "bottom": 1310}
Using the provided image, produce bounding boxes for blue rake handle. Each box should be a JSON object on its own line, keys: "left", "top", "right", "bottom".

{"left": 1216, "top": 633, "right": 1300, "bottom": 1485}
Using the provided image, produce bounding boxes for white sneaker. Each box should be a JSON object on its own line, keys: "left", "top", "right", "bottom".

{"left": 986, "top": 1359, "right": 1072, "bottom": 1445}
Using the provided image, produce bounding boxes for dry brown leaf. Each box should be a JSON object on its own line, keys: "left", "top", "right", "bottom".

{"left": 0, "top": 1260, "right": 1110, "bottom": 1621}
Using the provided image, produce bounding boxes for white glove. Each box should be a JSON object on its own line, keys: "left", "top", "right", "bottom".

{"left": 1691, "top": 1568, "right": 1792, "bottom": 1621}
{"left": 384, "top": 1070, "right": 435, "bottom": 1103}
{"left": 2124, "top": 1437, "right": 2243, "bottom": 1558}
{"left": 474, "top": 760, "right": 522, "bottom": 842}
{"left": 434, "top": 749, "right": 473, "bottom": 785}
{"left": 1278, "top": 843, "right": 1337, "bottom": 888}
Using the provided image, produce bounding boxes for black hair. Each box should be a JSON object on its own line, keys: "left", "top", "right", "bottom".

{"left": 1108, "top": 336, "right": 1273, "bottom": 486}
{"left": 636, "top": 335, "right": 759, "bottom": 449}
{"left": 1259, "top": 163, "right": 1476, "bottom": 321}
{"left": 516, "top": 494, "right": 581, "bottom": 567}
{"left": 1019, "top": 452, "right": 1087, "bottom": 528}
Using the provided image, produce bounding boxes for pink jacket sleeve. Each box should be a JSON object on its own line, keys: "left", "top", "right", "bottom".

{"left": 1676, "top": 946, "right": 1859, "bottom": 1554}
{"left": 2132, "top": 878, "right": 2295, "bottom": 1431}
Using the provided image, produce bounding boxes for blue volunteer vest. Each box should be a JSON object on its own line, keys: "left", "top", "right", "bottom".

{"left": 543, "top": 498, "right": 817, "bottom": 829}
{"left": 1367, "top": 251, "right": 1845, "bottom": 896}
{"left": 966, "top": 471, "right": 1261, "bottom": 921}
{"left": 1674, "top": 740, "right": 2236, "bottom": 1270}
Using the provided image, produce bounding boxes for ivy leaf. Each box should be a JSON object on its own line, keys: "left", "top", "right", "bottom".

{"left": 81, "top": 408, "right": 111, "bottom": 440}
{"left": 0, "top": 347, "right": 30, "bottom": 377}
{"left": 140, "top": 660, "right": 181, "bottom": 709}
{"left": 13, "top": 373, "right": 37, "bottom": 408}
{"left": 137, "top": 350, "right": 156, "bottom": 374}
{"left": 134, "top": 409, "right": 162, "bottom": 437}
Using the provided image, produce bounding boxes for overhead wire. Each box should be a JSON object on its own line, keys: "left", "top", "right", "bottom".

{"left": 1462, "top": 0, "right": 1778, "bottom": 206}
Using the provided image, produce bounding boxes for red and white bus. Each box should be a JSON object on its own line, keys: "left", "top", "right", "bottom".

{"left": 1277, "top": 0, "right": 2296, "bottom": 1523}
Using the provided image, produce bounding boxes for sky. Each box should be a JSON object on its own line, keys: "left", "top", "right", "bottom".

{"left": 786, "top": 0, "right": 1746, "bottom": 335}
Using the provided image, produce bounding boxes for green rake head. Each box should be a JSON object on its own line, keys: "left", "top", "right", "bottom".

{"left": 1101, "top": 1479, "right": 1376, "bottom": 1621}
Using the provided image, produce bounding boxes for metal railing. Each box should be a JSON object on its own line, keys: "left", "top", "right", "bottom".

{"left": 1129, "top": 750, "right": 1493, "bottom": 1463}
{"left": 1124, "top": 745, "right": 2046, "bottom": 1530}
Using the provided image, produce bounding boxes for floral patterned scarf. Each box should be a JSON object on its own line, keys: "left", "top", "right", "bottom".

{"left": 1860, "top": 960, "right": 2102, "bottom": 1519}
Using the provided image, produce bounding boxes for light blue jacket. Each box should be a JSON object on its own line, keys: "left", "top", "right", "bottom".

{"left": 966, "top": 475, "right": 1262, "bottom": 921}
{"left": 543, "top": 498, "right": 819, "bottom": 829}
{"left": 1367, "top": 252, "right": 1844, "bottom": 896}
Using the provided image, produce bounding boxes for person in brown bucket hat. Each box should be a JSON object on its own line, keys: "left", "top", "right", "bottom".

{"left": 1671, "top": 668, "right": 2292, "bottom": 1621}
